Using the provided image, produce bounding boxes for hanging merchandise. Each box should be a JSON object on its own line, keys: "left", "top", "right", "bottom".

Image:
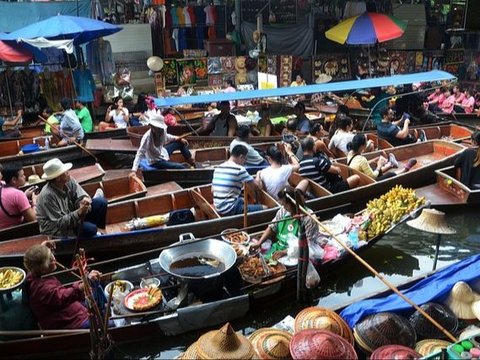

{"left": 177, "top": 59, "right": 196, "bottom": 85}
{"left": 207, "top": 57, "right": 222, "bottom": 74}
{"left": 73, "top": 67, "right": 96, "bottom": 103}
{"left": 162, "top": 59, "right": 178, "bottom": 87}
{"left": 312, "top": 54, "right": 350, "bottom": 82}
{"left": 115, "top": 66, "right": 131, "bottom": 86}
{"left": 86, "top": 38, "right": 115, "bottom": 86}
{"left": 193, "top": 58, "right": 208, "bottom": 80}
{"left": 279, "top": 55, "right": 292, "bottom": 87}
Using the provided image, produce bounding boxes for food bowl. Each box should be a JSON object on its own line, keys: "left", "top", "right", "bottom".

{"left": 0, "top": 267, "right": 26, "bottom": 293}
{"left": 221, "top": 228, "right": 250, "bottom": 245}
{"left": 104, "top": 280, "right": 134, "bottom": 298}
{"left": 140, "top": 277, "right": 161, "bottom": 289}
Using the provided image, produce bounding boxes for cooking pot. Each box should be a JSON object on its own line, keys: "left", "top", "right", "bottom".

{"left": 159, "top": 233, "right": 237, "bottom": 281}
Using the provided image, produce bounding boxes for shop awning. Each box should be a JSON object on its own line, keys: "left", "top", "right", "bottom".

{"left": 154, "top": 70, "right": 455, "bottom": 107}
{"left": 0, "top": 39, "right": 33, "bottom": 63}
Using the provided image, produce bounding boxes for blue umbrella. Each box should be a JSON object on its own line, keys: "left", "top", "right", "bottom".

{"left": 2, "top": 15, "right": 122, "bottom": 45}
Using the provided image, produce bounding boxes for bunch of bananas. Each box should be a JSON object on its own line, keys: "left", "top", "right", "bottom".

{"left": 0, "top": 268, "right": 24, "bottom": 289}
{"left": 362, "top": 185, "right": 425, "bottom": 240}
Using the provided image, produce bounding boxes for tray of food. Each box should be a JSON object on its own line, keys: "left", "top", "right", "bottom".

{"left": 0, "top": 267, "right": 26, "bottom": 293}
{"left": 104, "top": 280, "right": 134, "bottom": 298}
{"left": 221, "top": 229, "right": 250, "bottom": 245}
{"left": 124, "top": 286, "right": 162, "bottom": 312}
{"left": 238, "top": 256, "right": 287, "bottom": 285}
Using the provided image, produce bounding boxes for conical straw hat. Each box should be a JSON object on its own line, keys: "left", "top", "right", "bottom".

{"left": 406, "top": 208, "right": 456, "bottom": 234}
{"left": 181, "top": 342, "right": 199, "bottom": 359}
{"left": 415, "top": 339, "right": 452, "bottom": 356}
{"left": 196, "top": 323, "right": 255, "bottom": 359}
{"left": 443, "top": 282, "right": 480, "bottom": 320}
{"left": 147, "top": 56, "right": 164, "bottom": 72}
{"left": 249, "top": 327, "right": 292, "bottom": 359}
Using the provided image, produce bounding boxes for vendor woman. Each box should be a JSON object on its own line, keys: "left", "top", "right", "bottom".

{"left": 252, "top": 186, "right": 326, "bottom": 261}
{"left": 24, "top": 243, "right": 103, "bottom": 329}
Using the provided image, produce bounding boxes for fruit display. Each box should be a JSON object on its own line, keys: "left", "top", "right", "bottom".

{"left": 0, "top": 268, "right": 24, "bottom": 290}
{"left": 362, "top": 185, "right": 425, "bottom": 240}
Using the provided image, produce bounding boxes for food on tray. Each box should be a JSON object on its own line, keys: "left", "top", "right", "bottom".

{"left": 223, "top": 231, "right": 249, "bottom": 244}
{"left": 232, "top": 243, "right": 248, "bottom": 257}
{"left": 130, "top": 286, "right": 162, "bottom": 311}
{"left": 112, "top": 280, "right": 128, "bottom": 293}
{"left": 0, "top": 268, "right": 24, "bottom": 289}
{"left": 239, "top": 257, "right": 266, "bottom": 279}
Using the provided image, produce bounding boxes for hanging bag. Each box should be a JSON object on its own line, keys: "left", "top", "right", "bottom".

{"left": 116, "top": 66, "right": 131, "bottom": 86}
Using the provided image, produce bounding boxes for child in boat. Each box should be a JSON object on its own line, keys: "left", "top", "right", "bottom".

{"left": 346, "top": 134, "right": 417, "bottom": 180}
{"left": 454, "top": 130, "right": 480, "bottom": 190}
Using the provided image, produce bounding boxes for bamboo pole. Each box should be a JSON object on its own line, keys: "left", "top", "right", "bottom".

{"left": 298, "top": 206, "right": 458, "bottom": 343}
{"left": 243, "top": 182, "right": 249, "bottom": 229}
{"left": 0, "top": 329, "right": 89, "bottom": 336}
{"left": 37, "top": 115, "right": 98, "bottom": 161}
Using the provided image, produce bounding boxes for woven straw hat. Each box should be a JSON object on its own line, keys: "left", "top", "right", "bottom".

{"left": 406, "top": 208, "right": 456, "bottom": 234}
{"left": 181, "top": 342, "right": 199, "bottom": 359}
{"left": 444, "top": 282, "right": 480, "bottom": 320}
{"left": 147, "top": 56, "right": 164, "bottom": 72}
{"left": 42, "top": 158, "right": 73, "bottom": 180}
{"left": 290, "top": 329, "right": 357, "bottom": 360}
{"left": 415, "top": 339, "right": 452, "bottom": 356}
{"left": 370, "top": 344, "right": 422, "bottom": 360}
{"left": 294, "top": 307, "right": 353, "bottom": 345}
{"left": 471, "top": 300, "right": 480, "bottom": 321}
{"left": 248, "top": 328, "right": 292, "bottom": 359}
{"left": 27, "top": 174, "right": 42, "bottom": 184}
{"left": 196, "top": 323, "right": 255, "bottom": 359}
{"left": 315, "top": 74, "right": 332, "bottom": 84}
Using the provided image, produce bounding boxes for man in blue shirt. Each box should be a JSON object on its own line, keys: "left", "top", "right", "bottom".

{"left": 294, "top": 102, "right": 311, "bottom": 134}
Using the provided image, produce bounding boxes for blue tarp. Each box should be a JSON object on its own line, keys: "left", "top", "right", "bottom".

{"left": 154, "top": 70, "right": 456, "bottom": 107}
{"left": 0, "top": 1, "right": 91, "bottom": 33}
{"left": 340, "top": 253, "right": 480, "bottom": 328}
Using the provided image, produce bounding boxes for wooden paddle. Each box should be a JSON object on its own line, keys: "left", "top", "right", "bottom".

{"left": 299, "top": 205, "right": 458, "bottom": 343}
{"left": 37, "top": 115, "right": 98, "bottom": 161}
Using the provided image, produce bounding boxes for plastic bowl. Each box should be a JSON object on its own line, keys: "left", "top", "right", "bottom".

{"left": 140, "top": 277, "right": 160, "bottom": 289}
{"left": 221, "top": 228, "right": 250, "bottom": 245}
{"left": 104, "top": 280, "right": 134, "bottom": 298}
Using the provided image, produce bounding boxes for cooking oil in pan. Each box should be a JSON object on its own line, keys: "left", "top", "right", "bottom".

{"left": 170, "top": 256, "right": 225, "bottom": 277}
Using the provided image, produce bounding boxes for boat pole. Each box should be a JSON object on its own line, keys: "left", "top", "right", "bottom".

{"left": 299, "top": 207, "right": 458, "bottom": 343}
{"left": 243, "top": 182, "right": 249, "bottom": 229}
{"left": 37, "top": 115, "right": 98, "bottom": 161}
{"left": 432, "top": 233, "right": 442, "bottom": 271}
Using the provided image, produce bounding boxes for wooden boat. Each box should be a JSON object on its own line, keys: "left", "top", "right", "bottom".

{"left": 0, "top": 124, "right": 44, "bottom": 142}
{"left": 0, "top": 137, "right": 86, "bottom": 166}
{"left": 415, "top": 166, "right": 480, "bottom": 206}
{"left": 0, "top": 200, "right": 422, "bottom": 359}
{"left": 0, "top": 184, "right": 282, "bottom": 259}
{"left": 81, "top": 175, "right": 147, "bottom": 204}
{"left": 19, "top": 163, "right": 106, "bottom": 191}
{"left": 438, "top": 112, "right": 480, "bottom": 128}
{"left": 83, "top": 127, "right": 128, "bottom": 140}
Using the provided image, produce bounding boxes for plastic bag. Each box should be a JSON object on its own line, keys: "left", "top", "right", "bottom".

{"left": 121, "top": 86, "right": 134, "bottom": 102}
{"left": 116, "top": 67, "right": 131, "bottom": 86}
{"left": 306, "top": 262, "right": 321, "bottom": 289}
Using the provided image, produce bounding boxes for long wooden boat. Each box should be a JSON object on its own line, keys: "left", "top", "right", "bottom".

{"left": 415, "top": 165, "right": 480, "bottom": 206}
{"left": 0, "top": 137, "right": 86, "bottom": 166}
{"left": 78, "top": 175, "right": 147, "bottom": 204}
{"left": 83, "top": 127, "right": 128, "bottom": 140}
{"left": 0, "top": 200, "right": 423, "bottom": 359}
{"left": 438, "top": 112, "right": 480, "bottom": 128}
{"left": 19, "top": 163, "right": 106, "bottom": 191}
{"left": 0, "top": 124, "right": 45, "bottom": 143}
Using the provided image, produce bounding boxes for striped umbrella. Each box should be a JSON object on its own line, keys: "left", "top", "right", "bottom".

{"left": 326, "top": 12, "right": 407, "bottom": 45}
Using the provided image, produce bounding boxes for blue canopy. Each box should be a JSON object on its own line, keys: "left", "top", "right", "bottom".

{"left": 340, "top": 253, "right": 480, "bottom": 328}
{"left": 1, "top": 15, "right": 122, "bottom": 45}
{"left": 154, "top": 70, "right": 455, "bottom": 107}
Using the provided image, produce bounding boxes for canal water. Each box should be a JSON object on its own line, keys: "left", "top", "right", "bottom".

{"left": 100, "top": 206, "right": 479, "bottom": 359}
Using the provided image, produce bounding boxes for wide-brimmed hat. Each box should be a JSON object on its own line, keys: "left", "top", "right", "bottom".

{"left": 42, "top": 158, "right": 73, "bottom": 180}
{"left": 294, "top": 306, "right": 353, "bottom": 345}
{"left": 415, "top": 339, "right": 452, "bottom": 356}
{"left": 290, "top": 329, "right": 357, "bottom": 360}
{"left": 248, "top": 328, "right": 292, "bottom": 359}
{"left": 27, "top": 174, "right": 42, "bottom": 185}
{"left": 148, "top": 113, "right": 167, "bottom": 129}
{"left": 195, "top": 323, "right": 255, "bottom": 359}
{"left": 180, "top": 342, "right": 199, "bottom": 359}
{"left": 147, "top": 56, "right": 164, "bottom": 72}
{"left": 406, "top": 208, "right": 456, "bottom": 234}
{"left": 370, "top": 345, "right": 422, "bottom": 360}
{"left": 315, "top": 74, "right": 332, "bottom": 84}
{"left": 443, "top": 282, "right": 480, "bottom": 320}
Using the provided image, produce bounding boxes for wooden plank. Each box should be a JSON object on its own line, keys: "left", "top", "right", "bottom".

{"left": 85, "top": 139, "right": 137, "bottom": 153}
{"left": 147, "top": 182, "right": 183, "bottom": 196}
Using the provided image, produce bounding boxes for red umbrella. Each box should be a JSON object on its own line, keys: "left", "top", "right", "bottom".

{"left": 0, "top": 40, "right": 33, "bottom": 63}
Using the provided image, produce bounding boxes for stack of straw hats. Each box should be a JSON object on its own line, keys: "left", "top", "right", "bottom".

{"left": 289, "top": 329, "right": 357, "bottom": 360}
{"left": 248, "top": 328, "right": 292, "bottom": 359}
{"left": 415, "top": 339, "right": 452, "bottom": 357}
{"left": 443, "top": 282, "right": 480, "bottom": 321}
{"left": 370, "top": 344, "right": 421, "bottom": 359}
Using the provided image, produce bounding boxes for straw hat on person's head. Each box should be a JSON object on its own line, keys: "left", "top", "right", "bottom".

{"left": 148, "top": 113, "right": 167, "bottom": 130}
{"left": 248, "top": 327, "right": 292, "bottom": 359}
{"left": 27, "top": 174, "right": 42, "bottom": 185}
{"left": 195, "top": 323, "right": 255, "bottom": 359}
{"left": 315, "top": 74, "right": 332, "bottom": 84}
{"left": 42, "top": 158, "right": 73, "bottom": 180}
{"left": 147, "top": 56, "right": 164, "bottom": 72}
{"left": 406, "top": 208, "right": 456, "bottom": 234}
{"left": 443, "top": 281, "right": 480, "bottom": 320}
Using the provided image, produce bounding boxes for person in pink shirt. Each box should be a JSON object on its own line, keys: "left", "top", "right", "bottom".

{"left": 459, "top": 88, "right": 475, "bottom": 114}
{"left": 440, "top": 88, "right": 455, "bottom": 114}
{"left": 0, "top": 163, "right": 37, "bottom": 229}
{"left": 453, "top": 85, "right": 465, "bottom": 113}
{"left": 427, "top": 87, "right": 445, "bottom": 113}
{"left": 223, "top": 79, "right": 237, "bottom": 108}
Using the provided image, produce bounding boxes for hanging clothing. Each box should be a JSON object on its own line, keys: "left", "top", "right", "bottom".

{"left": 73, "top": 69, "right": 96, "bottom": 103}
{"left": 187, "top": 5, "right": 196, "bottom": 25}
{"left": 172, "top": 28, "right": 179, "bottom": 51}
{"left": 178, "top": 28, "right": 188, "bottom": 51}
{"left": 86, "top": 39, "right": 115, "bottom": 85}
{"left": 176, "top": 7, "right": 185, "bottom": 26}
{"left": 183, "top": 6, "right": 192, "bottom": 27}
{"left": 204, "top": 5, "right": 216, "bottom": 26}
{"left": 170, "top": 6, "right": 178, "bottom": 27}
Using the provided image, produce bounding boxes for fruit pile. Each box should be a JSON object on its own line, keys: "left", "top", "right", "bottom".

{"left": 362, "top": 185, "right": 425, "bottom": 240}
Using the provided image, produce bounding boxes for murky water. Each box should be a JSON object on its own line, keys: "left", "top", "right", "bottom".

{"left": 107, "top": 207, "right": 480, "bottom": 359}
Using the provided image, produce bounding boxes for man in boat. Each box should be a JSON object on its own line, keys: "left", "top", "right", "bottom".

{"left": 0, "top": 109, "right": 22, "bottom": 139}
{"left": 454, "top": 130, "right": 480, "bottom": 190}
{"left": 229, "top": 125, "right": 269, "bottom": 167}
{"left": 23, "top": 242, "right": 105, "bottom": 330}
{"left": 0, "top": 163, "right": 37, "bottom": 230}
{"left": 74, "top": 99, "right": 93, "bottom": 133}
{"left": 198, "top": 100, "right": 237, "bottom": 137}
{"left": 35, "top": 158, "right": 107, "bottom": 237}
{"left": 293, "top": 101, "right": 311, "bottom": 134}
{"left": 131, "top": 113, "right": 195, "bottom": 173}
{"left": 299, "top": 137, "right": 360, "bottom": 193}
{"left": 377, "top": 107, "right": 423, "bottom": 147}
{"left": 212, "top": 144, "right": 266, "bottom": 216}
{"left": 57, "top": 98, "right": 84, "bottom": 147}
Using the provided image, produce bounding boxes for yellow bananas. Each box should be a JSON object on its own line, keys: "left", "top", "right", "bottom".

{"left": 0, "top": 268, "right": 24, "bottom": 289}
